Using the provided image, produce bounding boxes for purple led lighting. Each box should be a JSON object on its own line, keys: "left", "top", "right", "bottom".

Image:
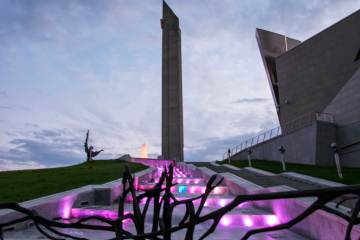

{"left": 178, "top": 186, "right": 205, "bottom": 195}
{"left": 59, "top": 195, "right": 76, "bottom": 219}
{"left": 220, "top": 216, "right": 232, "bottom": 226}
{"left": 107, "top": 164, "right": 279, "bottom": 231}
{"left": 71, "top": 208, "right": 132, "bottom": 221}
{"left": 189, "top": 186, "right": 196, "bottom": 194}
{"left": 265, "top": 215, "right": 279, "bottom": 226}
{"left": 217, "top": 214, "right": 275, "bottom": 228}
{"left": 140, "top": 197, "right": 148, "bottom": 205}
{"left": 153, "top": 178, "right": 203, "bottom": 184}
{"left": 243, "top": 216, "right": 254, "bottom": 227}
{"left": 219, "top": 199, "right": 227, "bottom": 207}
{"left": 213, "top": 187, "right": 222, "bottom": 194}
{"left": 55, "top": 161, "right": 287, "bottom": 236}
{"left": 138, "top": 185, "right": 154, "bottom": 190}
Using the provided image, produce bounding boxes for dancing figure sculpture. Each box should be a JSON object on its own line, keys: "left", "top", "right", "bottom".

{"left": 84, "top": 130, "right": 104, "bottom": 162}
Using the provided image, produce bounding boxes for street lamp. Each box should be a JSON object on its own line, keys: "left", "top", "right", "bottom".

{"left": 279, "top": 146, "right": 286, "bottom": 171}
{"left": 247, "top": 148, "right": 253, "bottom": 167}
{"left": 227, "top": 148, "right": 231, "bottom": 165}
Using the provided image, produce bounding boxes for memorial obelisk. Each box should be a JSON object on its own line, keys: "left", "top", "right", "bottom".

{"left": 161, "top": 1, "right": 184, "bottom": 162}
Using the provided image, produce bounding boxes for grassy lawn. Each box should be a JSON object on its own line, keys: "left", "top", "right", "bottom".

{"left": 221, "top": 159, "right": 360, "bottom": 185}
{"left": 0, "top": 160, "right": 147, "bottom": 203}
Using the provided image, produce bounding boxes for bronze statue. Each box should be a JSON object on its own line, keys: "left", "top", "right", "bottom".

{"left": 84, "top": 130, "right": 103, "bottom": 162}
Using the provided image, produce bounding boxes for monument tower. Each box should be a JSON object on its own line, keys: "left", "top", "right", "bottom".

{"left": 161, "top": 1, "right": 184, "bottom": 162}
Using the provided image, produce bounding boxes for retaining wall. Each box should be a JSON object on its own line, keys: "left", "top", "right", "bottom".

{"left": 232, "top": 121, "right": 336, "bottom": 166}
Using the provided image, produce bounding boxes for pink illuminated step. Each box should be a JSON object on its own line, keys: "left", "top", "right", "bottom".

{"left": 154, "top": 167, "right": 188, "bottom": 178}
{"left": 137, "top": 184, "right": 228, "bottom": 195}
{"left": 218, "top": 213, "right": 280, "bottom": 228}
{"left": 185, "top": 185, "right": 228, "bottom": 195}
{"left": 191, "top": 197, "right": 252, "bottom": 209}
{"left": 69, "top": 208, "right": 279, "bottom": 229}
{"left": 147, "top": 178, "right": 204, "bottom": 185}
{"left": 70, "top": 208, "right": 132, "bottom": 221}
{"left": 125, "top": 195, "right": 251, "bottom": 209}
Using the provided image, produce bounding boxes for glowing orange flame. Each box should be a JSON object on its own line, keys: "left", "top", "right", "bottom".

{"left": 140, "top": 143, "right": 148, "bottom": 158}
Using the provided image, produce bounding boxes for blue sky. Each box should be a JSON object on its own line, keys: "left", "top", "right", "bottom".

{"left": 0, "top": 0, "right": 359, "bottom": 170}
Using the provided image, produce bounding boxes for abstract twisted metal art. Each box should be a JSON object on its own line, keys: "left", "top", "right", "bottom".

{"left": 1, "top": 165, "right": 360, "bottom": 240}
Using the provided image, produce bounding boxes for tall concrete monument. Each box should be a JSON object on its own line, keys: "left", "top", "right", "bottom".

{"left": 161, "top": 1, "right": 184, "bottom": 162}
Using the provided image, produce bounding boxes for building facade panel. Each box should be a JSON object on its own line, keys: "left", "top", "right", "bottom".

{"left": 275, "top": 10, "right": 360, "bottom": 126}
{"left": 323, "top": 68, "right": 360, "bottom": 126}
{"left": 253, "top": 10, "right": 360, "bottom": 166}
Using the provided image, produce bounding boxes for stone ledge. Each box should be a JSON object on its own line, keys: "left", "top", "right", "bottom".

{"left": 210, "top": 162, "right": 221, "bottom": 167}
{"left": 218, "top": 172, "right": 263, "bottom": 195}
{"left": 223, "top": 164, "right": 241, "bottom": 170}
{"left": 245, "top": 167, "right": 276, "bottom": 176}
{"left": 281, "top": 172, "right": 345, "bottom": 187}
{"left": 197, "top": 167, "right": 218, "bottom": 180}
{"left": 0, "top": 167, "right": 153, "bottom": 228}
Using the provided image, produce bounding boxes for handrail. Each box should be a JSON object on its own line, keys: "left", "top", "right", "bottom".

{"left": 222, "top": 126, "right": 282, "bottom": 160}
{"left": 222, "top": 112, "right": 334, "bottom": 160}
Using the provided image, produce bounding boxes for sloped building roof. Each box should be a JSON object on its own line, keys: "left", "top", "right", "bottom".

{"left": 257, "top": 10, "right": 360, "bottom": 129}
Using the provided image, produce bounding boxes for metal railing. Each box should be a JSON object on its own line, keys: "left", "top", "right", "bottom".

{"left": 223, "top": 112, "right": 334, "bottom": 160}
{"left": 222, "top": 126, "right": 281, "bottom": 160}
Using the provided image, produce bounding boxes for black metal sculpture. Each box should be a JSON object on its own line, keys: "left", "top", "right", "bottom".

{"left": 1, "top": 165, "right": 360, "bottom": 240}
{"left": 84, "top": 130, "right": 104, "bottom": 162}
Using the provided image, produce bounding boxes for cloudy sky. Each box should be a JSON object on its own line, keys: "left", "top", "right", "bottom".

{"left": 0, "top": 0, "right": 359, "bottom": 170}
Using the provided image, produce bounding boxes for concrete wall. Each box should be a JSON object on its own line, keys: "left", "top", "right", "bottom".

{"left": 232, "top": 121, "right": 336, "bottom": 166}
{"left": 324, "top": 68, "right": 360, "bottom": 126}
{"left": 323, "top": 69, "right": 360, "bottom": 165}
{"left": 316, "top": 121, "right": 337, "bottom": 165}
{"left": 337, "top": 120, "right": 360, "bottom": 167}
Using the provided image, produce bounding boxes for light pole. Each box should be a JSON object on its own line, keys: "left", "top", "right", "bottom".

{"left": 247, "top": 148, "right": 252, "bottom": 167}
{"left": 227, "top": 148, "right": 231, "bottom": 165}
{"left": 279, "top": 145, "right": 286, "bottom": 171}
{"left": 331, "top": 142, "right": 343, "bottom": 179}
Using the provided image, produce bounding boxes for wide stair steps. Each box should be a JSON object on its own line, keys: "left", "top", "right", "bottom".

{"left": 68, "top": 166, "right": 310, "bottom": 239}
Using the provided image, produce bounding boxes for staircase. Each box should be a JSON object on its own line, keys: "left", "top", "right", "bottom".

{"left": 69, "top": 165, "right": 309, "bottom": 239}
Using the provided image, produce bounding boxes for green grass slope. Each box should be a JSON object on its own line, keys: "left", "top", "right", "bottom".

{"left": 0, "top": 160, "right": 147, "bottom": 203}
{"left": 223, "top": 159, "right": 360, "bottom": 185}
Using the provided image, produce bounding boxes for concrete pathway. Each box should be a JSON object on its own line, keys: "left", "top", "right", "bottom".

{"left": 190, "top": 162, "right": 325, "bottom": 190}
{"left": 190, "top": 162, "right": 358, "bottom": 211}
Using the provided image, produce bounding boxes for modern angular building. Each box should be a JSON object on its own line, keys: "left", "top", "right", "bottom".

{"left": 232, "top": 9, "right": 360, "bottom": 167}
